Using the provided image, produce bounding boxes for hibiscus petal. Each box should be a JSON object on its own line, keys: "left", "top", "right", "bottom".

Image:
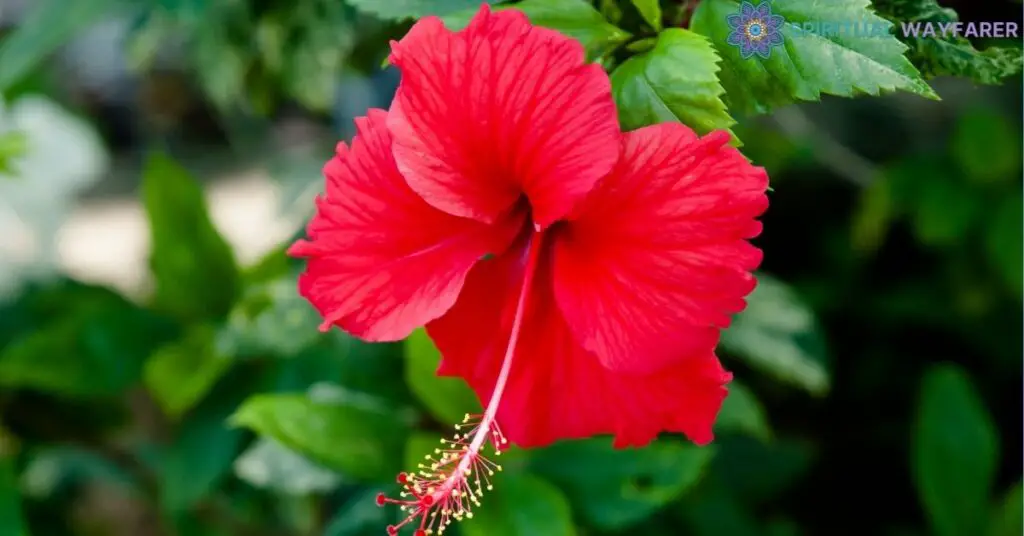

{"left": 552, "top": 124, "right": 769, "bottom": 373}
{"left": 387, "top": 5, "right": 620, "bottom": 228}
{"left": 428, "top": 238, "right": 731, "bottom": 448}
{"left": 288, "top": 109, "right": 523, "bottom": 342}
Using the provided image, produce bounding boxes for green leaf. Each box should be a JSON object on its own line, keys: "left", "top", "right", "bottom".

{"left": 402, "top": 432, "right": 442, "bottom": 473}
{"left": 690, "top": 0, "right": 937, "bottom": 115}
{"left": 850, "top": 177, "right": 895, "bottom": 255}
{"left": 323, "top": 487, "right": 401, "bottom": 536}
{"left": 903, "top": 39, "right": 1022, "bottom": 86}
{"left": 910, "top": 173, "right": 981, "bottom": 248}
{"left": 144, "top": 326, "right": 234, "bottom": 419}
{"left": 0, "top": 457, "right": 26, "bottom": 536}
{"left": 0, "top": 131, "right": 27, "bottom": 178}
{"left": 160, "top": 388, "right": 246, "bottom": 515}
{"left": 597, "top": 0, "right": 624, "bottom": 25}
{"left": 0, "top": 288, "right": 176, "bottom": 397}
{"left": 193, "top": 30, "right": 250, "bottom": 110}
{"left": 233, "top": 438, "right": 341, "bottom": 494}
{"left": 443, "top": 0, "right": 631, "bottom": 61}
{"left": 630, "top": 0, "right": 662, "bottom": 31}
{"left": 0, "top": 0, "right": 126, "bottom": 92}
{"left": 984, "top": 194, "right": 1023, "bottom": 298}
{"left": 681, "top": 482, "right": 761, "bottom": 536}
{"left": 953, "top": 108, "right": 1021, "bottom": 185}
{"left": 281, "top": 2, "right": 354, "bottom": 112}
{"left": 989, "top": 482, "right": 1023, "bottom": 536}
{"left": 530, "top": 439, "right": 712, "bottom": 529}
{"left": 242, "top": 245, "right": 293, "bottom": 286}
{"left": 711, "top": 436, "right": 815, "bottom": 504}
{"left": 348, "top": 0, "right": 497, "bottom": 20}
{"left": 21, "top": 447, "right": 137, "bottom": 499}
{"left": 404, "top": 329, "right": 481, "bottom": 424}
{"left": 461, "top": 473, "right": 577, "bottom": 536}
{"left": 215, "top": 276, "right": 324, "bottom": 359}
{"left": 873, "top": 0, "right": 1023, "bottom": 85}
{"left": 715, "top": 381, "right": 771, "bottom": 441}
{"left": 610, "top": 28, "right": 736, "bottom": 136}
{"left": 912, "top": 364, "right": 999, "bottom": 536}
{"left": 142, "top": 153, "right": 240, "bottom": 322}
{"left": 230, "top": 384, "right": 411, "bottom": 481}
{"left": 720, "top": 274, "right": 830, "bottom": 396}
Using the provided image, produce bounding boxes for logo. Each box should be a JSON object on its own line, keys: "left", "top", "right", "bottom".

{"left": 726, "top": 1, "right": 785, "bottom": 59}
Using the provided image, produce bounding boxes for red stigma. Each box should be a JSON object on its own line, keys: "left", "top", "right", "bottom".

{"left": 376, "top": 414, "right": 508, "bottom": 535}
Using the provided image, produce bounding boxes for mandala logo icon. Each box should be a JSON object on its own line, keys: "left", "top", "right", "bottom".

{"left": 726, "top": 1, "right": 786, "bottom": 59}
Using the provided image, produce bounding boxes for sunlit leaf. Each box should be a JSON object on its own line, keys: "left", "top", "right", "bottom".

{"left": 611, "top": 29, "right": 736, "bottom": 137}
{"left": 690, "top": 0, "right": 937, "bottom": 115}
{"left": 0, "top": 132, "right": 27, "bottom": 178}
{"left": 145, "top": 326, "right": 234, "bottom": 419}
{"left": 234, "top": 438, "right": 341, "bottom": 494}
{"left": 230, "top": 383, "right": 411, "bottom": 481}
{"left": 630, "top": 0, "right": 662, "bottom": 31}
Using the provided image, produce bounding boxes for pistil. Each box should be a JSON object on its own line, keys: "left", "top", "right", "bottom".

{"left": 377, "top": 232, "right": 544, "bottom": 535}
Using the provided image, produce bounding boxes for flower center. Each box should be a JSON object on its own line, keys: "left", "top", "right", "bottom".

{"left": 746, "top": 20, "right": 765, "bottom": 39}
{"left": 377, "top": 232, "right": 545, "bottom": 535}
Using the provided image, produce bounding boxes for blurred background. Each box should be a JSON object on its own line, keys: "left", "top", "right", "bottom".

{"left": 0, "top": 0, "right": 1020, "bottom": 535}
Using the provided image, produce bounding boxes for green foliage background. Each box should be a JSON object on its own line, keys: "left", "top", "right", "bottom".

{"left": 0, "top": 0, "right": 1020, "bottom": 535}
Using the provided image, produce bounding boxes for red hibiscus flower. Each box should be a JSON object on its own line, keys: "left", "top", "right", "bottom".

{"left": 288, "top": 4, "right": 768, "bottom": 535}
